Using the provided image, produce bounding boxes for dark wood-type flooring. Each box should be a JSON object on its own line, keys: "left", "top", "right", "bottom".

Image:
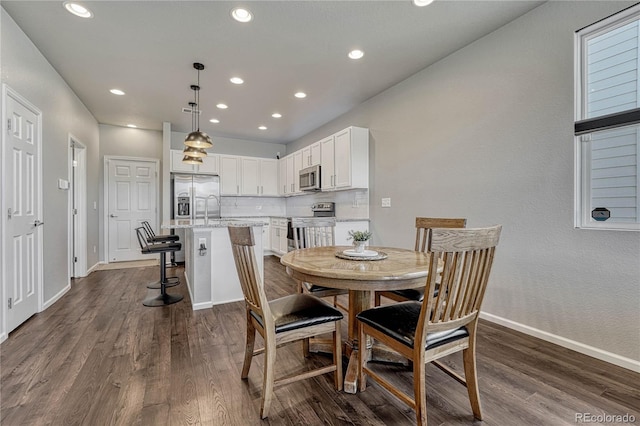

{"left": 1, "top": 256, "right": 638, "bottom": 425}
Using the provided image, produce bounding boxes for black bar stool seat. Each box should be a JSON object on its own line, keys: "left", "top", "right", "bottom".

{"left": 136, "top": 227, "right": 183, "bottom": 307}
{"left": 141, "top": 221, "right": 180, "bottom": 289}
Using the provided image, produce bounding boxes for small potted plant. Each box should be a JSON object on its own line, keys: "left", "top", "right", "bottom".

{"left": 348, "top": 230, "right": 372, "bottom": 253}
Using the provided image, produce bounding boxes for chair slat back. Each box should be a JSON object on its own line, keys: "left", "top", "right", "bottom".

{"left": 228, "top": 226, "right": 270, "bottom": 323}
{"left": 418, "top": 226, "right": 502, "bottom": 337}
{"left": 141, "top": 220, "right": 157, "bottom": 239}
{"left": 291, "top": 217, "right": 336, "bottom": 249}
{"left": 414, "top": 217, "right": 467, "bottom": 252}
{"left": 135, "top": 227, "right": 151, "bottom": 251}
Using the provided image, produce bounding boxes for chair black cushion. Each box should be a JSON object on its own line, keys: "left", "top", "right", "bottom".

{"left": 148, "top": 235, "right": 180, "bottom": 243}
{"left": 389, "top": 288, "right": 425, "bottom": 302}
{"left": 141, "top": 242, "right": 181, "bottom": 254}
{"left": 303, "top": 282, "right": 347, "bottom": 295}
{"left": 356, "top": 301, "right": 468, "bottom": 349}
{"left": 251, "top": 294, "right": 343, "bottom": 333}
{"left": 388, "top": 284, "right": 439, "bottom": 302}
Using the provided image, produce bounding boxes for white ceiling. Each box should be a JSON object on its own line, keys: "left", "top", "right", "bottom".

{"left": 2, "top": 1, "right": 544, "bottom": 144}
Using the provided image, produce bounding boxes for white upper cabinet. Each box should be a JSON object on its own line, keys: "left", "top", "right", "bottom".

{"left": 170, "top": 149, "right": 219, "bottom": 175}
{"left": 321, "top": 126, "right": 369, "bottom": 190}
{"left": 198, "top": 154, "right": 219, "bottom": 175}
{"left": 301, "top": 142, "right": 321, "bottom": 167}
{"left": 286, "top": 155, "right": 296, "bottom": 195}
{"left": 220, "top": 155, "right": 278, "bottom": 196}
{"left": 320, "top": 135, "right": 335, "bottom": 190}
{"left": 293, "top": 150, "right": 304, "bottom": 194}
{"left": 220, "top": 155, "right": 241, "bottom": 195}
{"left": 279, "top": 157, "right": 289, "bottom": 196}
{"left": 259, "top": 159, "right": 279, "bottom": 196}
{"left": 241, "top": 157, "right": 278, "bottom": 196}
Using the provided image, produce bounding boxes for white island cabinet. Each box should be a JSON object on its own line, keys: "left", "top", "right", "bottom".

{"left": 163, "top": 219, "right": 264, "bottom": 310}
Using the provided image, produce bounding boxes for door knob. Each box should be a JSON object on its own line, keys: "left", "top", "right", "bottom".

{"left": 110, "top": 214, "right": 118, "bottom": 218}
{"left": 33, "top": 220, "right": 44, "bottom": 227}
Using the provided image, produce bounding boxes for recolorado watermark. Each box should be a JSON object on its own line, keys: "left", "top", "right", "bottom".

{"left": 575, "top": 412, "right": 636, "bottom": 423}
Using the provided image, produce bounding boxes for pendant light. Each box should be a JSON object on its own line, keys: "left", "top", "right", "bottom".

{"left": 184, "top": 62, "right": 213, "bottom": 150}
{"left": 183, "top": 100, "right": 207, "bottom": 162}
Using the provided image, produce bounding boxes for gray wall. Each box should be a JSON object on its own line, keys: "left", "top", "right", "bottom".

{"left": 98, "top": 124, "right": 163, "bottom": 262}
{"left": 1, "top": 9, "right": 100, "bottom": 308}
{"left": 171, "top": 132, "right": 285, "bottom": 159}
{"left": 290, "top": 1, "right": 640, "bottom": 363}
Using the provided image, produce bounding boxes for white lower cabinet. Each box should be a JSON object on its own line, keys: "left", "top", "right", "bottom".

{"left": 270, "top": 218, "right": 288, "bottom": 255}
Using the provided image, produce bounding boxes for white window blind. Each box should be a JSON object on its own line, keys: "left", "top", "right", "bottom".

{"left": 575, "top": 5, "right": 640, "bottom": 230}
{"left": 586, "top": 20, "right": 639, "bottom": 118}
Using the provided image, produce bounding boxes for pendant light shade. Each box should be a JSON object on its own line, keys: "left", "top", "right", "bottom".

{"left": 183, "top": 145, "right": 208, "bottom": 158}
{"left": 183, "top": 62, "right": 213, "bottom": 162}
{"left": 182, "top": 155, "right": 203, "bottom": 165}
{"left": 184, "top": 130, "right": 213, "bottom": 149}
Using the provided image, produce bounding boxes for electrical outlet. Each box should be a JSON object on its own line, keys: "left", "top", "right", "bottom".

{"left": 381, "top": 198, "right": 391, "bottom": 208}
{"left": 93, "top": 245, "right": 96, "bottom": 253}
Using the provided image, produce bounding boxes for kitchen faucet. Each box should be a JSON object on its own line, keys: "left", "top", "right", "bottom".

{"left": 196, "top": 195, "right": 221, "bottom": 220}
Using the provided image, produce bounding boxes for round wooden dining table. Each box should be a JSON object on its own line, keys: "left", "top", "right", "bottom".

{"left": 280, "top": 245, "right": 433, "bottom": 393}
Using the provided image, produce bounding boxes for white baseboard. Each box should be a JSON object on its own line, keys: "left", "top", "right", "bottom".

{"left": 0, "top": 332, "right": 6, "bottom": 344}
{"left": 42, "top": 283, "right": 71, "bottom": 311}
{"left": 212, "top": 297, "right": 244, "bottom": 306}
{"left": 480, "top": 312, "right": 640, "bottom": 373}
{"left": 192, "top": 301, "right": 214, "bottom": 310}
{"left": 86, "top": 261, "right": 103, "bottom": 274}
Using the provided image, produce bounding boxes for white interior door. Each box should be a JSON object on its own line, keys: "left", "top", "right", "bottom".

{"left": 106, "top": 158, "right": 158, "bottom": 262}
{"left": 3, "top": 86, "right": 42, "bottom": 333}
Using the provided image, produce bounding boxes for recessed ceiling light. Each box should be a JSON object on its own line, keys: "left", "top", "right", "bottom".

{"left": 230, "top": 77, "right": 244, "bottom": 85}
{"left": 110, "top": 89, "right": 125, "bottom": 96}
{"left": 209, "top": 119, "right": 220, "bottom": 124}
{"left": 413, "top": 0, "right": 435, "bottom": 6}
{"left": 63, "top": 1, "right": 93, "bottom": 18}
{"left": 216, "top": 103, "right": 228, "bottom": 109}
{"left": 258, "top": 126, "right": 267, "bottom": 130}
{"left": 348, "top": 49, "right": 364, "bottom": 60}
{"left": 294, "top": 92, "right": 307, "bottom": 99}
{"left": 271, "top": 113, "right": 282, "bottom": 118}
{"left": 126, "top": 124, "right": 137, "bottom": 128}
{"left": 231, "top": 7, "right": 252, "bottom": 23}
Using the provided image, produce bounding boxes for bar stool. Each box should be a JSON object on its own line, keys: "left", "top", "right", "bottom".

{"left": 139, "top": 222, "right": 180, "bottom": 290}
{"left": 135, "top": 227, "right": 183, "bottom": 306}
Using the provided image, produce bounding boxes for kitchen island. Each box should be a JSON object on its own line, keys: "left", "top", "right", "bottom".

{"left": 162, "top": 219, "right": 264, "bottom": 310}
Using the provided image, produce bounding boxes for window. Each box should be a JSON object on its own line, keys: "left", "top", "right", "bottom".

{"left": 575, "top": 4, "right": 640, "bottom": 231}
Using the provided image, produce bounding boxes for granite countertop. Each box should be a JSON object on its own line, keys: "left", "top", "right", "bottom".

{"left": 162, "top": 219, "right": 266, "bottom": 229}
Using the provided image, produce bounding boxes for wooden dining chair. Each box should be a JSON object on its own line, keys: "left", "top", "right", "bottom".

{"left": 358, "top": 225, "right": 502, "bottom": 426}
{"left": 374, "top": 217, "right": 466, "bottom": 306}
{"left": 291, "top": 217, "right": 349, "bottom": 312}
{"left": 228, "top": 226, "right": 343, "bottom": 419}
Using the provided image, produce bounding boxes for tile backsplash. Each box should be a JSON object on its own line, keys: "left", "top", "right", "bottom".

{"left": 220, "top": 189, "right": 369, "bottom": 219}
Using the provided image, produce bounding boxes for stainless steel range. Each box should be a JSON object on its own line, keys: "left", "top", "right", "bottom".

{"left": 286, "top": 202, "right": 335, "bottom": 251}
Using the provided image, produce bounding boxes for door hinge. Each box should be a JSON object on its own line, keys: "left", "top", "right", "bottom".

{"left": 8, "top": 298, "right": 12, "bottom": 309}
{"left": 7, "top": 208, "right": 12, "bottom": 219}
{"left": 73, "top": 208, "right": 78, "bottom": 215}
{"left": 7, "top": 119, "right": 11, "bottom": 132}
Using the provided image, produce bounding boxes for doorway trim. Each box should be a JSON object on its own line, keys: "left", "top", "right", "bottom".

{"left": 68, "top": 135, "right": 87, "bottom": 279}
{"left": 103, "top": 155, "right": 160, "bottom": 264}
{"left": 1, "top": 84, "right": 44, "bottom": 342}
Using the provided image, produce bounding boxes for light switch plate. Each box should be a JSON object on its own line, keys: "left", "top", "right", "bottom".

{"left": 381, "top": 198, "right": 391, "bottom": 208}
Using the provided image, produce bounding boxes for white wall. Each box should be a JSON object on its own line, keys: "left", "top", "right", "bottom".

{"left": 289, "top": 1, "right": 640, "bottom": 367}
{"left": 98, "top": 124, "right": 163, "bottom": 262}
{"left": 1, "top": 10, "right": 100, "bottom": 310}
{"left": 171, "top": 131, "right": 285, "bottom": 159}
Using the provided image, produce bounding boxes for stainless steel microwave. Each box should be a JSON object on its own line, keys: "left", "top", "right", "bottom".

{"left": 299, "top": 165, "right": 321, "bottom": 191}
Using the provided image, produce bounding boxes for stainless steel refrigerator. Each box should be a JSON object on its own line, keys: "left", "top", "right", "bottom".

{"left": 171, "top": 174, "right": 221, "bottom": 262}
